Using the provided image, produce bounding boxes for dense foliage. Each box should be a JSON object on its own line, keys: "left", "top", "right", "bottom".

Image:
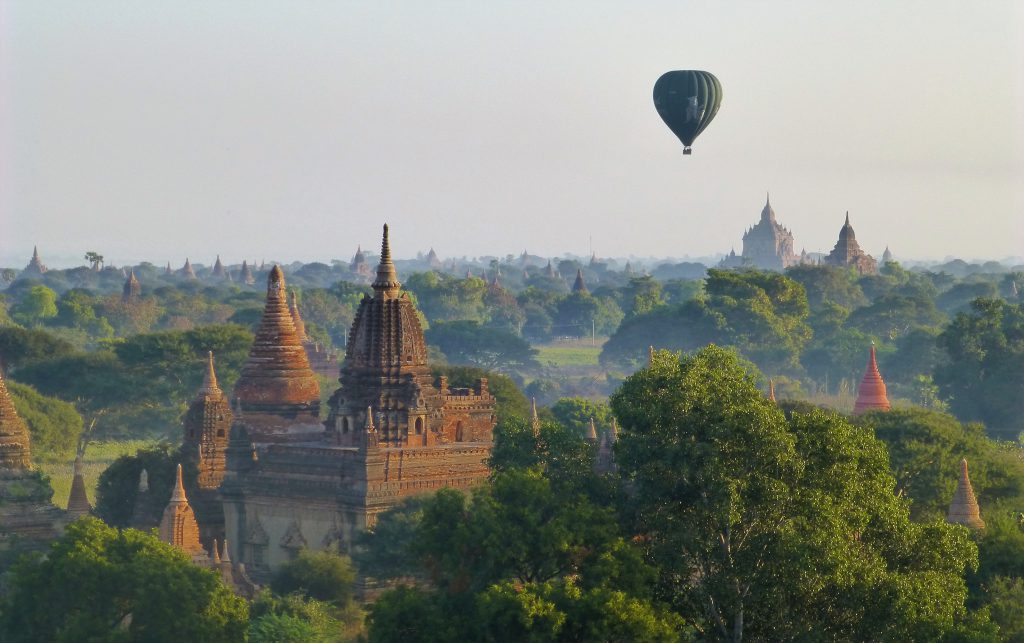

{"left": 0, "top": 518, "right": 249, "bottom": 642}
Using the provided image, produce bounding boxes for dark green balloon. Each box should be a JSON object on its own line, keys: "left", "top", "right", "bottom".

{"left": 653, "top": 70, "right": 722, "bottom": 154}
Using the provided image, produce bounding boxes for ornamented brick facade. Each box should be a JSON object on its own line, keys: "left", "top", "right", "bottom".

{"left": 0, "top": 369, "right": 64, "bottom": 562}
{"left": 221, "top": 224, "right": 496, "bottom": 576}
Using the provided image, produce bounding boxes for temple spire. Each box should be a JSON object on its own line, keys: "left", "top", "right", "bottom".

{"left": 586, "top": 417, "right": 598, "bottom": 442}
{"left": 947, "top": 459, "right": 985, "bottom": 530}
{"left": 530, "top": 398, "right": 540, "bottom": 434}
{"left": 171, "top": 463, "right": 187, "bottom": 502}
{"left": 648, "top": 345, "right": 655, "bottom": 368}
{"left": 373, "top": 224, "right": 402, "bottom": 298}
{"left": 768, "top": 379, "right": 776, "bottom": 403}
{"left": 199, "top": 351, "right": 221, "bottom": 397}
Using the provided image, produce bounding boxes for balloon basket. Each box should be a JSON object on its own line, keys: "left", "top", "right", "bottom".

{"left": 683, "top": 147, "right": 692, "bottom": 155}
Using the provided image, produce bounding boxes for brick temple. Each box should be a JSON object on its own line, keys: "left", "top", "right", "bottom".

{"left": 197, "top": 224, "right": 498, "bottom": 575}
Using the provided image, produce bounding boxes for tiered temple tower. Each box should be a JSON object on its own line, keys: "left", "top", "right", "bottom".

{"left": 853, "top": 345, "right": 891, "bottom": 414}
{"left": 211, "top": 255, "right": 228, "bottom": 280}
{"left": 233, "top": 266, "right": 321, "bottom": 441}
{"left": 825, "top": 213, "right": 877, "bottom": 275}
{"left": 183, "top": 352, "right": 232, "bottom": 489}
{"left": 947, "top": 459, "right": 984, "bottom": 530}
{"left": 222, "top": 225, "right": 496, "bottom": 576}
{"left": 350, "top": 246, "right": 372, "bottom": 279}
{"left": 721, "top": 196, "right": 798, "bottom": 271}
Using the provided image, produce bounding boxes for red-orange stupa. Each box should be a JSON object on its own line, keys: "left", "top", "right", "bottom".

{"left": 853, "top": 345, "right": 891, "bottom": 415}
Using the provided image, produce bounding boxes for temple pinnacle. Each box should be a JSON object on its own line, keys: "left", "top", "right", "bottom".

{"left": 373, "top": 224, "right": 401, "bottom": 297}
{"left": 171, "top": 463, "right": 187, "bottom": 502}
{"left": 200, "top": 351, "right": 221, "bottom": 396}
{"left": 586, "top": 417, "right": 598, "bottom": 442}
{"left": 768, "top": 379, "right": 776, "bottom": 403}
{"left": 530, "top": 398, "right": 540, "bottom": 434}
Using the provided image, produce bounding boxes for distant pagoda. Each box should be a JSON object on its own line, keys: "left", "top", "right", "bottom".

{"left": 947, "top": 459, "right": 984, "bottom": 530}
{"left": 180, "top": 258, "right": 197, "bottom": 280}
{"left": 825, "top": 213, "right": 877, "bottom": 275}
{"left": 722, "top": 195, "right": 798, "bottom": 271}
{"left": 22, "top": 246, "right": 48, "bottom": 277}
{"left": 572, "top": 268, "right": 589, "bottom": 294}
{"left": 211, "top": 255, "right": 228, "bottom": 280}
{"left": 122, "top": 269, "right": 141, "bottom": 303}
{"left": 853, "top": 345, "right": 891, "bottom": 414}
{"left": 240, "top": 260, "right": 256, "bottom": 286}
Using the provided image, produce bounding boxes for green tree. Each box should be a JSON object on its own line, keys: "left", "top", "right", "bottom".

{"left": 610, "top": 346, "right": 980, "bottom": 641}
{"left": 0, "top": 518, "right": 248, "bottom": 642}
{"left": 425, "top": 320, "right": 539, "bottom": 372}
{"left": 935, "top": 298, "right": 1024, "bottom": 434}
{"left": 271, "top": 549, "right": 357, "bottom": 609}
{"left": 248, "top": 591, "right": 349, "bottom": 643}
{"left": 11, "top": 285, "right": 58, "bottom": 326}
{"left": 0, "top": 326, "right": 75, "bottom": 372}
{"left": 549, "top": 397, "right": 613, "bottom": 439}
{"left": 785, "top": 264, "right": 868, "bottom": 309}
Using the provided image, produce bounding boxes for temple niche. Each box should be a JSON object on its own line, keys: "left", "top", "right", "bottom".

{"left": 220, "top": 224, "right": 496, "bottom": 577}
{"left": 720, "top": 196, "right": 799, "bottom": 271}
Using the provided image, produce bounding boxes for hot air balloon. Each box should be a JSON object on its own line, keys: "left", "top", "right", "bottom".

{"left": 653, "top": 70, "right": 722, "bottom": 155}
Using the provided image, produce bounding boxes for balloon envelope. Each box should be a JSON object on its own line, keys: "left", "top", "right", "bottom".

{"left": 653, "top": 70, "right": 722, "bottom": 154}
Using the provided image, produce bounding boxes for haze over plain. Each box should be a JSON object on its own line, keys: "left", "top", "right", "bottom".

{"left": 2, "top": 1, "right": 1022, "bottom": 266}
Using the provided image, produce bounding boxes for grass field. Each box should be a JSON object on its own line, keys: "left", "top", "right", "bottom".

{"left": 535, "top": 343, "right": 603, "bottom": 369}
{"left": 40, "top": 440, "right": 160, "bottom": 509}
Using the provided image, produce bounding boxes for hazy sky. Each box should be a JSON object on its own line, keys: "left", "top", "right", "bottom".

{"left": 3, "top": 1, "right": 1023, "bottom": 267}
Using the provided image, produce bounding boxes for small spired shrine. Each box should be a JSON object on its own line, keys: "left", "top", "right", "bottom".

{"left": 947, "top": 459, "right": 985, "bottom": 530}
{"left": 853, "top": 345, "right": 891, "bottom": 415}
{"left": 221, "top": 225, "right": 497, "bottom": 576}
{"left": 0, "top": 369, "right": 63, "bottom": 563}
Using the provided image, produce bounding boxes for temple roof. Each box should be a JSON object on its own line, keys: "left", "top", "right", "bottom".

{"left": 853, "top": 345, "right": 891, "bottom": 414}
{"left": 0, "top": 369, "right": 33, "bottom": 469}
{"left": 181, "top": 258, "right": 197, "bottom": 279}
{"left": 948, "top": 459, "right": 984, "bottom": 530}
{"left": 760, "top": 193, "right": 776, "bottom": 224}
{"left": 212, "top": 255, "right": 227, "bottom": 278}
